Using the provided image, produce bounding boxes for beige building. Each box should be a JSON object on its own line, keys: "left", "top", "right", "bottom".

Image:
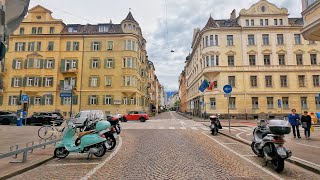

{"left": 0, "top": 5, "right": 163, "bottom": 116}
{"left": 186, "top": 0, "right": 320, "bottom": 119}
{"left": 301, "top": 0, "right": 320, "bottom": 41}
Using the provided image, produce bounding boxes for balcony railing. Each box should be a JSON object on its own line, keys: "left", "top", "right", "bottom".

{"left": 61, "top": 68, "right": 78, "bottom": 74}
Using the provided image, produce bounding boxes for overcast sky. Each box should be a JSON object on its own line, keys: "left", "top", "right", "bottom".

{"left": 29, "top": 0, "right": 301, "bottom": 91}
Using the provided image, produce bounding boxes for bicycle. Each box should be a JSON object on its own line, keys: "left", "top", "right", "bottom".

{"left": 38, "top": 120, "right": 68, "bottom": 140}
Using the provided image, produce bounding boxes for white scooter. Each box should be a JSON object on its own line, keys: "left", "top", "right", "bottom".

{"left": 251, "top": 119, "right": 292, "bottom": 172}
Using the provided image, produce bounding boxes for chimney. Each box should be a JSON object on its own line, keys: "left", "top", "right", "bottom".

{"left": 230, "top": 9, "right": 236, "bottom": 20}
{"left": 110, "top": 19, "right": 113, "bottom": 24}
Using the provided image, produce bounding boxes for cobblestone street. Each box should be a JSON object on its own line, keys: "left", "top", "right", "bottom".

{"left": 6, "top": 112, "right": 320, "bottom": 179}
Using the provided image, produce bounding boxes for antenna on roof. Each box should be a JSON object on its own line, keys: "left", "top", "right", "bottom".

{"left": 129, "top": 8, "right": 131, "bottom": 12}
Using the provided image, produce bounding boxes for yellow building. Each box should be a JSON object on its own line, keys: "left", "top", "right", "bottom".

{"left": 0, "top": 5, "right": 154, "bottom": 117}
{"left": 301, "top": 0, "right": 320, "bottom": 41}
{"left": 186, "top": 0, "right": 320, "bottom": 119}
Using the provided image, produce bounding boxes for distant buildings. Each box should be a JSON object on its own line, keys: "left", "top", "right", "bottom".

{"left": 301, "top": 0, "right": 320, "bottom": 41}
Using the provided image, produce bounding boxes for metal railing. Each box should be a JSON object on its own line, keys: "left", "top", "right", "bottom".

{"left": 0, "top": 138, "right": 61, "bottom": 163}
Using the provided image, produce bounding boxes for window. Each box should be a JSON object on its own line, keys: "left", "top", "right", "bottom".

{"left": 280, "top": 75, "right": 288, "bottom": 87}
{"left": 274, "top": 19, "right": 278, "bottom": 25}
{"left": 123, "top": 40, "right": 126, "bottom": 50}
{"left": 227, "top": 35, "right": 233, "bottom": 46}
{"left": 15, "top": 42, "right": 25, "bottom": 51}
{"left": 246, "top": 20, "right": 249, "bottom": 26}
{"left": 260, "top": 19, "right": 264, "bottom": 26}
{"left": 13, "top": 78, "right": 20, "bottom": 87}
{"left": 132, "top": 41, "right": 136, "bottom": 51}
{"left": 68, "top": 27, "right": 78, "bottom": 32}
{"left": 294, "top": 34, "right": 301, "bottom": 44}
{"left": 126, "top": 76, "right": 131, "bottom": 86}
{"left": 37, "top": 27, "right": 42, "bottom": 34}
{"left": 282, "top": 97, "right": 289, "bottom": 109}
{"left": 33, "top": 77, "right": 39, "bottom": 86}
{"left": 249, "top": 55, "right": 256, "bottom": 66}
{"left": 63, "top": 97, "right": 72, "bottom": 105}
{"left": 298, "top": 75, "right": 305, "bottom": 87}
{"left": 66, "top": 42, "right": 71, "bottom": 51}
{"left": 250, "top": 76, "right": 257, "bottom": 87}
{"left": 215, "top": 35, "right": 219, "bottom": 46}
{"left": 264, "top": 55, "right": 271, "bottom": 65}
{"left": 262, "top": 34, "right": 269, "bottom": 45}
{"left": 207, "top": 98, "right": 215, "bottom": 109}
{"left": 46, "top": 59, "right": 53, "bottom": 68}
{"left": 210, "top": 35, "right": 214, "bottom": 46}
{"left": 107, "top": 41, "right": 113, "bottom": 50}
{"left": 248, "top": 35, "right": 255, "bottom": 45}
{"left": 265, "top": 76, "right": 272, "bottom": 87}
{"left": 130, "top": 98, "right": 135, "bottom": 105}
{"left": 34, "top": 97, "right": 41, "bottom": 105}
{"left": 106, "top": 59, "right": 113, "bottom": 68}
{"left": 27, "top": 42, "right": 35, "bottom": 51}
{"left": 265, "top": 19, "right": 269, "bottom": 25}
{"left": 296, "top": 54, "right": 303, "bottom": 65}
{"left": 90, "top": 96, "right": 97, "bottom": 105}
{"left": 73, "top": 42, "right": 79, "bottom": 51}
{"left": 316, "top": 97, "right": 320, "bottom": 109}
{"left": 313, "top": 75, "right": 320, "bottom": 86}
{"left": 27, "top": 77, "right": 34, "bottom": 86}
{"left": 277, "top": 34, "right": 284, "bottom": 45}
{"left": 205, "top": 36, "right": 208, "bottom": 47}
{"left": 45, "top": 95, "right": 52, "bottom": 105}
{"left": 36, "top": 42, "right": 41, "bottom": 51}
{"left": 48, "top": 41, "right": 54, "bottom": 51}
{"left": 35, "top": 59, "right": 41, "bottom": 68}
{"left": 251, "top": 20, "right": 254, "bottom": 26}
{"left": 206, "top": 56, "right": 209, "bottom": 67}
{"left": 15, "top": 60, "right": 22, "bottom": 69}
{"left": 91, "top": 77, "right": 98, "bottom": 87}
{"left": 9, "top": 96, "right": 18, "bottom": 106}
{"left": 252, "top": 97, "right": 259, "bottom": 109}
{"left": 92, "top": 41, "right": 100, "bottom": 51}
{"left": 127, "top": 40, "right": 132, "bottom": 50}
{"left": 280, "top": 19, "right": 283, "bottom": 25}
{"left": 216, "top": 55, "right": 219, "bottom": 66}
{"left": 105, "top": 76, "right": 112, "bottom": 86}
{"left": 267, "top": 97, "right": 274, "bottom": 109}
{"left": 50, "top": 27, "right": 55, "bottom": 34}
{"left": 311, "top": 54, "right": 317, "bottom": 65}
{"left": 45, "top": 77, "right": 53, "bottom": 87}
{"left": 228, "top": 56, "right": 234, "bottom": 66}
{"left": 92, "top": 59, "right": 99, "bottom": 68}
{"left": 32, "top": 27, "right": 37, "bottom": 34}
{"left": 278, "top": 55, "right": 285, "bottom": 65}
{"left": 229, "top": 97, "right": 236, "bottom": 109}
{"left": 309, "top": 41, "right": 316, "bottom": 45}
{"left": 20, "top": 28, "right": 24, "bottom": 35}
{"left": 123, "top": 97, "right": 128, "bottom": 105}
{"left": 228, "top": 76, "right": 235, "bottom": 87}
{"left": 301, "top": 97, "right": 308, "bottom": 109}
{"left": 99, "top": 25, "right": 109, "bottom": 32}
{"left": 104, "top": 96, "right": 112, "bottom": 105}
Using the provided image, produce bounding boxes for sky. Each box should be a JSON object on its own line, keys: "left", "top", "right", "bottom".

{"left": 29, "top": 0, "right": 302, "bottom": 91}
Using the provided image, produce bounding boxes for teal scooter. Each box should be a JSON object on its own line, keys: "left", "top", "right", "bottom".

{"left": 54, "top": 120, "right": 111, "bottom": 159}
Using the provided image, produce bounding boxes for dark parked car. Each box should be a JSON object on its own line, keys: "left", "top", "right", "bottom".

{"left": 0, "top": 111, "right": 17, "bottom": 125}
{"left": 23, "top": 112, "right": 64, "bottom": 125}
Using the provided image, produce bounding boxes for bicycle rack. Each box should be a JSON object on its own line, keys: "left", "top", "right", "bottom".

{"left": 9, "top": 145, "right": 19, "bottom": 159}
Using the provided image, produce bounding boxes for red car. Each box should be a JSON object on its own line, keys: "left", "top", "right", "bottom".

{"left": 122, "top": 111, "right": 149, "bottom": 122}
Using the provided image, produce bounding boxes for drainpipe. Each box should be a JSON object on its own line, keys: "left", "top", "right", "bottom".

{"left": 79, "top": 35, "right": 85, "bottom": 112}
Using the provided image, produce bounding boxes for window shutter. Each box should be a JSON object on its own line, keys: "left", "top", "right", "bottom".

{"left": 90, "top": 59, "right": 93, "bottom": 69}
{"left": 73, "top": 95, "right": 78, "bottom": 105}
{"left": 19, "top": 77, "right": 23, "bottom": 87}
{"left": 88, "top": 96, "right": 91, "bottom": 105}
{"left": 30, "top": 97, "right": 34, "bottom": 105}
{"left": 104, "top": 59, "right": 107, "bottom": 68}
{"left": 59, "top": 80, "right": 64, "bottom": 89}
{"left": 112, "top": 59, "right": 115, "bottom": 68}
{"left": 97, "top": 59, "right": 101, "bottom": 68}
{"left": 23, "top": 77, "right": 27, "bottom": 87}
{"left": 22, "top": 42, "right": 26, "bottom": 51}
{"left": 50, "top": 95, "right": 54, "bottom": 105}
{"left": 61, "top": 59, "right": 65, "bottom": 72}
{"left": 15, "top": 43, "right": 18, "bottom": 51}
{"left": 97, "top": 77, "right": 100, "bottom": 87}
{"left": 103, "top": 96, "right": 106, "bottom": 105}
{"left": 111, "top": 96, "right": 114, "bottom": 105}
{"left": 42, "top": 77, "right": 46, "bottom": 87}
{"left": 44, "top": 59, "right": 48, "bottom": 69}
{"left": 96, "top": 96, "right": 99, "bottom": 105}
{"left": 98, "top": 42, "right": 101, "bottom": 50}
{"left": 8, "top": 96, "right": 12, "bottom": 105}
{"left": 66, "top": 42, "right": 71, "bottom": 51}
{"left": 38, "top": 77, "right": 42, "bottom": 87}
{"left": 52, "top": 59, "right": 55, "bottom": 69}
{"left": 41, "top": 96, "right": 45, "bottom": 105}
{"left": 40, "top": 59, "right": 44, "bottom": 69}
{"left": 24, "top": 59, "right": 28, "bottom": 69}
{"left": 0, "top": 96, "right": 3, "bottom": 106}
{"left": 51, "top": 78, "right": 54, "bottom": 87}
{"left": 75, "top": 60, "right": 78, "bottom": 69}
{"left": 89, "top": 77, "right": 92, "bottom": 87}
{"left": 11, "top": 78, "right": 14, "bottom": 87}
{"left": 61, "top": 97, "right": 64, "bottom": 105}
{"left": 12, "top": 60, "right": 16, "bottom": 69}
{"left": 29, "top": 58, "right": 34, "bottom": 68}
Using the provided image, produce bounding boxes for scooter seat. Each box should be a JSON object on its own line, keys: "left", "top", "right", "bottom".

{"left": 78, "top": 130, "right": 96, "bottom": 139}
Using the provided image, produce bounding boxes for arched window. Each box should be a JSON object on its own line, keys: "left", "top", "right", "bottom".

{"left": 124, "top": 24, "right": 127, "bottom": 29}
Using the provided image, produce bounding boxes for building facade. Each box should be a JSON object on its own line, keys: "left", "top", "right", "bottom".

{"left": 0, "top": 5, "right": 162, "bottom": 116}
{"left": 179, "top": 69, "right": 187, "bottom": 112}
{"left": 186, "top": 0, "right": 320, "bottom": 119}
{"left": 301, "top": 0, "right": 320, "bottom": 41}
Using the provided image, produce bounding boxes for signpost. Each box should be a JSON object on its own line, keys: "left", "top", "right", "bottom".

{"left": 223, "top": 85, "right": 233, "bottom": 133}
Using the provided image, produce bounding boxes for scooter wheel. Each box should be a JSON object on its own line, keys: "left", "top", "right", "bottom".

{"left": 105, "top": 133, "right": 117, "bottom": 150}
{"left": 251, "top": 142, "right": 264, "bottom": 157}
{"left": 272, "top": 157, "right": 285, "bottom": 172}
{"left": 93, "top": 143, "right": 107, "bottom": 157}
{"left": 54, "top": 147, "right": 69, "bottom": 159}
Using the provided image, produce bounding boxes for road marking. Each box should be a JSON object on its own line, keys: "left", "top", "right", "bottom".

{"left": 202, "top": 132, "right": 283, "bottom": 180}
{"left": 190, "top": 127, "right": 198, "bottom": 130}
{"left": 80, "top": 136, "right": 123, "bottom": 180}
{"left": 179, "top": 120, "right": 186, "bottom": 128}
{"left": 242, "top": 155, "right": 257, "bottom": 157}
{"left": 180, "top": 127, "right": 186, "bottom": 130}
{"left": 232, "top": 127, "right": 250, "bottom": 132}
{"left": 169, "top": 127, "right": 175, "bottom": 130}
{"left": 159, "top": 127, "right": 165, "bottom": 129}
{"left": 291, "top": 156, "right": 320, "bottom": 169}
{"left": 236, "top": 132, "right": 252, "bottom": 144}
{"left": 222, "top": 143, "right": 238, "bottom": 145}
{"left": 201, "top": 127, "right": 210, "bottom": 130}
{"left": 46, "top": 162, "right": 100, "bottom": 167}
{"left": 292, "top": 142, "right": 320, "bottom": 149}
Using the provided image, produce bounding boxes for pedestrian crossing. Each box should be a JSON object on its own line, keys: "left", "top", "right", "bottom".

{"left": 122, "top": 126, "right": 211, "bottom": 131}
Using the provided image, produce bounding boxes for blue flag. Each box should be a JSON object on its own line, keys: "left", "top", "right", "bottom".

{"left": 199, "top": 80, "right": 209, "bottom": 92}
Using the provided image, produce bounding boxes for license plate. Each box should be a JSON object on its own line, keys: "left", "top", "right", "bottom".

{"left": 276, "top": 147, "right": 287, "bottom": 156}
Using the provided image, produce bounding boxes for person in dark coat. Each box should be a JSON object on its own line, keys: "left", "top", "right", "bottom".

{"left": 288, "top": 109, "right": 301, "bottom": 138}
{"left": 301, "top": 111, "right": 312, "bottom": 139}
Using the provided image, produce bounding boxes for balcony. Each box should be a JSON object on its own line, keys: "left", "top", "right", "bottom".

{"left": 122, "top": 68, "right": 137, "bottom": 74}
{"left": 301, "top": 0, "right": 320, "bottom": 41}
{"left": 61, "top": 68, "right": 78, "bottom": 75}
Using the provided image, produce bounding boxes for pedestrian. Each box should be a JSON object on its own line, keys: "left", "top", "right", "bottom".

{"left": 301, "top": 111, "right": 312, "bottom": 140}
{"left": 288, "top": 109, "right": 301, "bottom": 138}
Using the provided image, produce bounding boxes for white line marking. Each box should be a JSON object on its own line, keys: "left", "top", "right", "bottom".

{"left": 169, "top": 127, "right": 175, "bottom": 130}
{"left": 201, "top": 132, "right": 283, "bottom": 180}
{"left": 232, "top": 127, "right": 250, "bottom": 132}
{"left": 242, "top": 155, "right": 257, "bottom": 157}
{"left": 201, "top": 127, "right": 210, "bottom": 130}
{"left": 190, "top": 127, "right": 198, "bottom": 130}
{"left": 291, "top": 156, "right": 320, "bottom": 169}
{"left": 222, "top": 143, "right": 238, "bottom": 145}
{"left": 292, "top": 142, "right": 320, "bottom": 149}
{"left": 46, "top": 163, "right": 100, "bottom": 167}
{"left": 179, "top": 121, "right": 186, "bottom": 128}
{"left": 158, "top": 127, "right": 165, "bottom": 129}
{"left": 80, "top": 136, "right": 123, "bottom": 180}
{"left": 180, "top": 127, "right": 187, "bottom": 130}
{"left": 236, "top": 132, "right": 252, "bottom": 144}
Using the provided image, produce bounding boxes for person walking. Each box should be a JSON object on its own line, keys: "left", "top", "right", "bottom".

{"left": 288, "top": 109, "right": 301, "bottom": 138}
{"left": 301, "top": 111, "right": 312, "bottom": 139}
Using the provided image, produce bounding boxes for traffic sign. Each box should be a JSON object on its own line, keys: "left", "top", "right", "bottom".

{"left": 60, "top": 93, "right": 72, "bottom": 98}
{"left": 21, "top": 94, "right": 28, "bottom": 103}
{"left": 223, "top": 85, "right": 233, "bottom": 94}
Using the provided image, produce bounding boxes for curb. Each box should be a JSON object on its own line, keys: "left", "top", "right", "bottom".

{"left": 0, "top": 156, "right": 54, "bottom": 180}
{"left": 218, "top": 130, "right": 320, "bottom": 175}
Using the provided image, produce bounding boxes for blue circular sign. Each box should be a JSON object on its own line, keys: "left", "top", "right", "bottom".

{"left": 223, "top": 85, "right": 232, "bottom": 94}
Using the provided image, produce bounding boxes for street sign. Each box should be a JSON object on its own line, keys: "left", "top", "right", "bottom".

{"left": 278, "top": 99, "right": 281, "bottom": 108}
{"left": 199, "top": 101, "right": 203, "bottom": 106}
{"left": 0, "top": 41, "right": 5, "bottom": 60}
{"left": 21, "top": 94, "right": 28, "bottom": 103}
{"left": 223, "top": 85, "right": 232, "bottom": 94}
{"left": 60, "top": 93, "right": 72, "bottom": 98}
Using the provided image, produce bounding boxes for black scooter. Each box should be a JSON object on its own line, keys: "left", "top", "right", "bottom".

{"left": 210, "top": 114, "right": 222, "bottom": 135}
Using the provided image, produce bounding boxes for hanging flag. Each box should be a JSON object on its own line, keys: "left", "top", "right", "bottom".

{"left": 199, "top": 79, "right": 209, "bottom": 92}
{"left": 207, "top": 81, "right": 215, "bottom": 90}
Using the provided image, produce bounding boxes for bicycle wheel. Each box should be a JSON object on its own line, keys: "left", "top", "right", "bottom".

{"left": 38, "top": 126, "right": 54, "bottom": 139}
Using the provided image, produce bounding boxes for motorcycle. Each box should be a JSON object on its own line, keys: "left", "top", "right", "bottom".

{"left": 210, "top": 114, "right": 222, "bottom": 135}
{"left": 251, "top": 119, "right": 292, "bottom": 172}
{"left": 54, "top": 120, "right": 111, "bottom": 159}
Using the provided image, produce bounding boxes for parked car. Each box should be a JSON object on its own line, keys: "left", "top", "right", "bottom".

{"left": 24, "top": 112, "right": 64, "bottom": 125}
{"left": 0, "top": 111, "right": 17, "bottom": 125}
{"left": 72, "top": 110, "right": 104, "bottom": 127}
{"left": 122, "top": 111, "right": 149, "bottom": 122}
